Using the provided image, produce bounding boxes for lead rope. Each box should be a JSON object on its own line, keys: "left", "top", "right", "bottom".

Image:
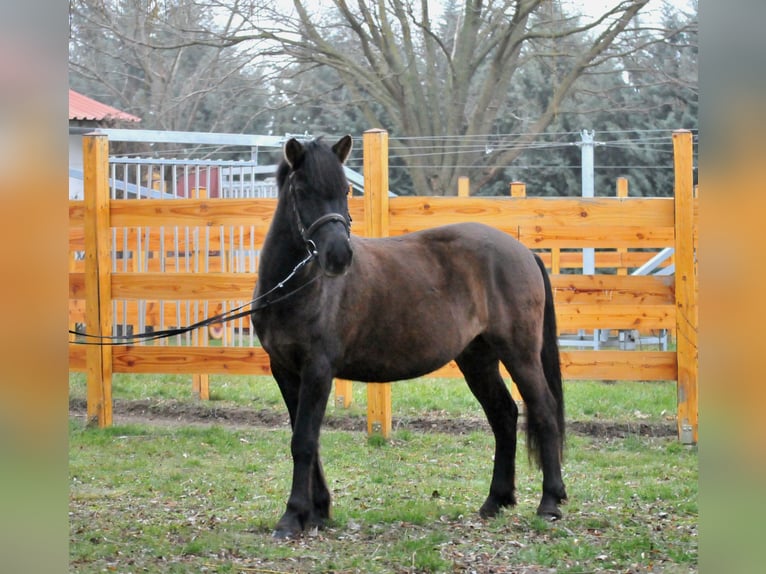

{"left": 68, "top": 246, "right": 318, "bottom": 346}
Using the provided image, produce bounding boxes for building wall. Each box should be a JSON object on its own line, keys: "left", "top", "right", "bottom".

{"left": 69, "top": 133, "right": 84, "bottom": 200}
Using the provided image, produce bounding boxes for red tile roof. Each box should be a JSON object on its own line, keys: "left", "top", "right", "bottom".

{"left": 69, "top": 89, "right": 141, "bottom": 123}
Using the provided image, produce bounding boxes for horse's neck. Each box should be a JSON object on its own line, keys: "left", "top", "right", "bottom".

{"left": 258, "top": 210, "right": 310, "bottom": 291}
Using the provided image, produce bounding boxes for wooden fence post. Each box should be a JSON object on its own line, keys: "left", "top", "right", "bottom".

{"left": 335, "top": 379, "right": 353, "bottom": 409}
{"left": 83, "top": 134, "right": 113, "bottom": 428}
{"left": 508, "top": 182, "right": 527, "bottom": 415}
{"left": 673, "top": 130, "right": 698, "bottom": 444}
{"left": 363, "top": 129, "right": 392, "bottom": 438}
{"left": 616, "top": 177, "right": 629, "bottom": 275}
{"left": 510, "top": 181, "right": 526, "bottom": 198}
{"left": 458, "top": 176, "right": 470, "bottom": 197}
{"left": 192, "top": 186, "right": 210, "bottom": 400}
{"left": 334, "top": 186, "right": 356, "bottom": 410}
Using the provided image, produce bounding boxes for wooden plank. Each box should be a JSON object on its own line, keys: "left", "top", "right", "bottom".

{"left": 108, "top": 346, "right": 272, "bottom": 374}
{"left": 72, "top": 196, "right": 690, "bottom": 251}
{"left": 388, "top": 196, "right": 521, "bottom": 235}
{"left": 68, "top": 255, "right": 673, "bottom": 299}
{"left": 673, "top": 130, "right": 699, "bottom": 444}
{"left": 110, "top": 198, "right": 278, "bottom": 227}
{"left": 519, "top": 226, "right": 674, "bottom": 248}
{"left": 111, "top": 272, "right": 257, "bottom": 300}
{"left": 550, "top": 275, "right": 675, "bottom": 305}
{"left": 556, "top": 305, "right": 675, "bottom": 330}
{"left": 80, "top": 196, "right": 689, "bottom": 233}
{"left": 74, "top": 300, "right": 675, "bottom": 335}
{"left": 78, "top": 273, "right": 676, "bottom": 330}
{"left": 421, "top": 351, "right": 676, "bottom": 381}
{"left": 83, "top": 134, "right": 113, "bottom": 428}
{"left": 70, "top": 346, "right": 677, "bottom": 382}
{"left": 560, "top": 350, "right": 677, "bottom": 381}
{"left": 388, "top": 196, "right": 675, "bottom": 234}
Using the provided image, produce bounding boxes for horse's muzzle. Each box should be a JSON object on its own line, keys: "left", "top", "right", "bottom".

{"left": 318, "top": 236, "right": 353, "bottom": 277}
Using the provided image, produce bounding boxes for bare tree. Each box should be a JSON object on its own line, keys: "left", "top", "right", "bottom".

{"left": 229, "top": 0, "right": 669, "bottom": 194}
{"left": 69, "top": 0, "right": 274, "bottom": 138}
{"left": 70, "top": 1, "right": 696, "bottom": 193}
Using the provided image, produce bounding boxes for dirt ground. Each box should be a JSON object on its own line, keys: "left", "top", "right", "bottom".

{"left": 69, "top": 398, "right": 676, "bottom": 438}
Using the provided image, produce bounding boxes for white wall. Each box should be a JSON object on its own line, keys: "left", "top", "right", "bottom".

{"left": 68, "top": 133, "right": 84, "bottom": 200}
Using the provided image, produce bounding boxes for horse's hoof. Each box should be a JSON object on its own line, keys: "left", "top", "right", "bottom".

{"left": 479, "top": 494, "right": 515, "bottom": 519}
{"left": 272, "top": 515, "right": 304, "bottom": 539}
{"left": 479, "top": 504, "right": 499, "bottom": 519}
{"left": 536, "top": 504, "right": 563, "bottom": 521}
{"left": 307, "top": 512, "right": 328, "bottom": 530}
{"left": 272, "top": 527, "right": 301, "bottom": 539}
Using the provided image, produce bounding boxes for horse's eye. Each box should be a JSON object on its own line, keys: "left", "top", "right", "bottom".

{"left": 291, "top": 182, "right": 308, "bottom": 197}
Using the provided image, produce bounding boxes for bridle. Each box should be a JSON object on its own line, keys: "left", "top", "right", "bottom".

{"left": 288, "top": 172, "right": 351, "bottom": 256}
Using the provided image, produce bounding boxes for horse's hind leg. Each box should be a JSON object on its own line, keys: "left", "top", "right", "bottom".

{"left": 270, "top": 364, "right": 332, "bottom": 534}
{"left": 456, "top": 339, "right": 519, "bottom": 518}
{"left": 503, "top": 355, "right": 567, "bottom": 519}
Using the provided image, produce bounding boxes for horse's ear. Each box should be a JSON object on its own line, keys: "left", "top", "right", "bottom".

{"left": 284, "top": 138, "right": 304, "bottom": 169}
{"left": 332, "top": 135, "right": 353, "bottom": 164}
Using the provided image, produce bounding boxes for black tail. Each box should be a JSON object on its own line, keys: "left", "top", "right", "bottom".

{"left": 528, "top": 254, "right": 565, "bottom": 461}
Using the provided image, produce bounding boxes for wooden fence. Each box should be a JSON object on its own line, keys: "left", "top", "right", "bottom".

{"left": 69, "top": 130, "right": 698, "bottom": 443}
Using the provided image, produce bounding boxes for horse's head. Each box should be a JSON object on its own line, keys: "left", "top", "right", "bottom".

{"left": 280, "top": 135, "right": 354, "bottom": 277}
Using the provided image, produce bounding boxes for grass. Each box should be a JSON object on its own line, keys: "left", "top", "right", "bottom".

{"left": 69, "top": 373, "right": 695, "bottom": 573}
{"left": 69, "top": 372, "right": 678, "bottom": 424}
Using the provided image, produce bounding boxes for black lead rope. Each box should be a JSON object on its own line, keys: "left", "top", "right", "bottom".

{"left": 69, "top": 248, "right": 318, "bottom": 346}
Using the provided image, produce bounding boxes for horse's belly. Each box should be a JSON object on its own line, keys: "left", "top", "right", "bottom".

{"left": 337, "top": 355, "right": 450, "bottom": 383}
{"left": 337, "top": 330, "right": 469, "bottom": 383}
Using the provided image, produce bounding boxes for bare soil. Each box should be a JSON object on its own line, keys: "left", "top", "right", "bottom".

{"left": 69, "top": 397, "right": 676, "bottom": 438}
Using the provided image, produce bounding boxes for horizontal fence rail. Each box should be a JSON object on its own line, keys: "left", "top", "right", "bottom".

{"left": 69, "top": 130, "right": 698, "bottom": 443}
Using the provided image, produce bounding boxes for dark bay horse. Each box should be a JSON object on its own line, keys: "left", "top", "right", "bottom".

{"left": 250, "top": 135, "right": 567, "bottom": 538}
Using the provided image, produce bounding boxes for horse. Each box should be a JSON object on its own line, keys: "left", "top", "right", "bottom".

{"left": 250, "top": 135, "right": 567, "bottom": 538}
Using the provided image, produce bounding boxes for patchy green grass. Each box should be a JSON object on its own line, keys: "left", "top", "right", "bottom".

{"left": 69, "top": 372, "right": 693, "bottom": 572}
{"left": 69, "top": 388, "right": 697, "bottom": 573}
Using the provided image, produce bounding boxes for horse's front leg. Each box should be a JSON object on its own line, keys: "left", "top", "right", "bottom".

{"left": 271, "top": 364, "right": 332, "bottom": 531}
{"left": 274, "top": 363, "right": 333, "bottom": 538}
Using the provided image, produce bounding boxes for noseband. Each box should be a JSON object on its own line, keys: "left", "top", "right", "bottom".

{"left": 288, "top": 176, "right": 351, "bottom": 254}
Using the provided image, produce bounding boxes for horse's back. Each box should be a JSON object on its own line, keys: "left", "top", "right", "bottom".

{"left": 353, "top": 222, "right": 542, "bottom": 295}
{"left": 332, "top": 222, "right": 545, "bottom": 381}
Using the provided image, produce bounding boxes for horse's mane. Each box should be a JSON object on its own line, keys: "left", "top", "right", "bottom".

{"left": 276, "top": 161, "right": 290, "bottom": 189}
